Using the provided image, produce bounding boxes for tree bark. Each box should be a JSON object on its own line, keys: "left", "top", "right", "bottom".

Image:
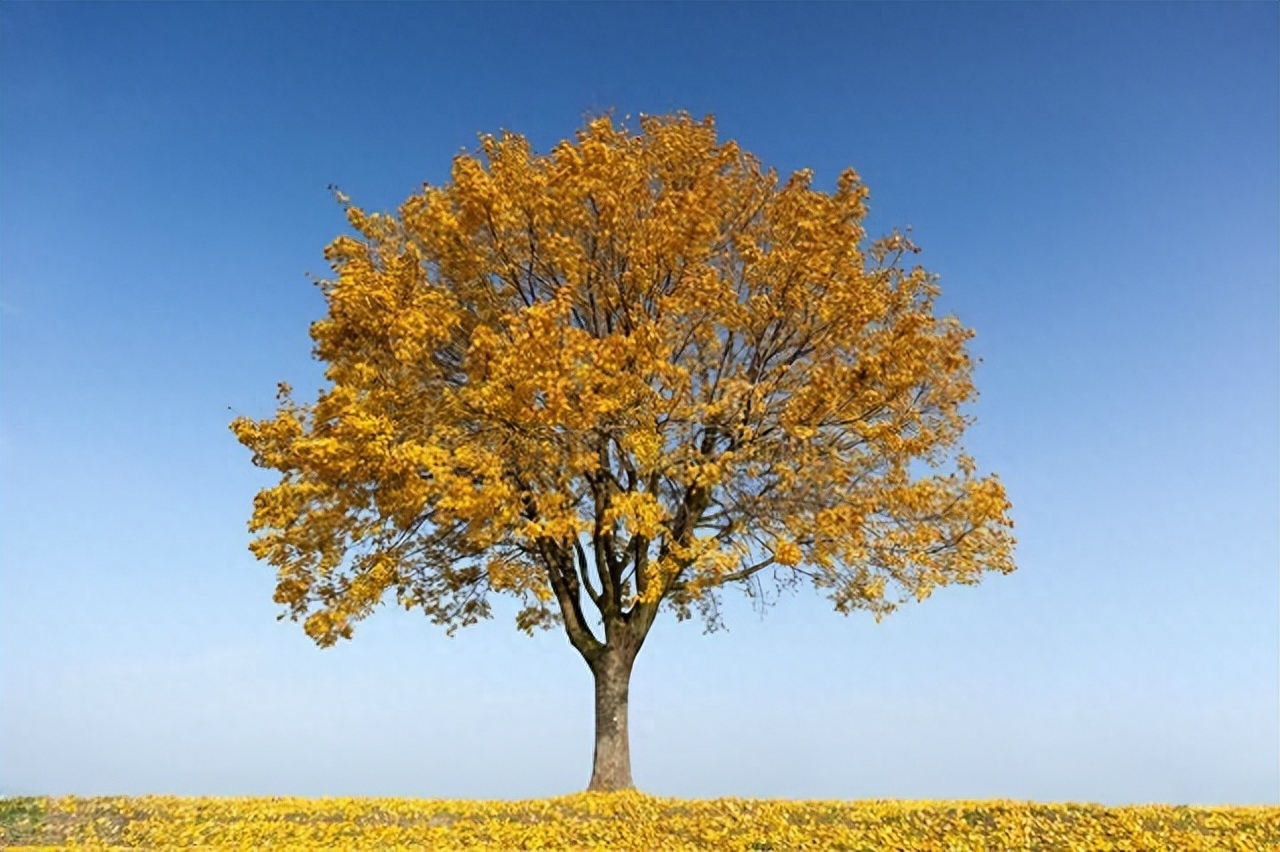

{"left": 586, "top": 646, "right": 636, "bottom": 791}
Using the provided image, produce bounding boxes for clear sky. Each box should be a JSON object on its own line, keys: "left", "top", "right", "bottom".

{"left": 1, "top": 2, "right": 1276, "bottom": 805}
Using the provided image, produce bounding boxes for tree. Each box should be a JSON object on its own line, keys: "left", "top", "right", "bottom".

{"left": 231, "top": 113, "right": 1015, "bottom": 792}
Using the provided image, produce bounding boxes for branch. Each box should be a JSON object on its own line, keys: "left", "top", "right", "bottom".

{"left": 573, "top": 535, "right": 604, "bottom": 608}
{"left": 538, "top": 537, "right": 603, "bottom": 660}
{"left": 669, "top": 555, "right": 776, "bottom": 592}
{"left": 587, "top": 474, "right": 622, "bottom": 620}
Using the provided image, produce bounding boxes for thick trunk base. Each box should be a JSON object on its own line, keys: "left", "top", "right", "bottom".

{"left": 586, "top": 650, "right": 635, "bottom": 792}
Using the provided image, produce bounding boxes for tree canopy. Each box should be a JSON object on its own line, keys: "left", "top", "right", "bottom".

{"left": 232, "top": 113, "right": 1015, "bottom": 790}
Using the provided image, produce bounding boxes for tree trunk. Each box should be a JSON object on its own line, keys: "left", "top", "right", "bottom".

{"left": 586, "top": 647, "right": 636, "bottom": 791}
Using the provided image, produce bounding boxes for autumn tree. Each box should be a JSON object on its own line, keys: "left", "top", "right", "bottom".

{"left": 231, "top": 113, "right": 1015, "bottom": 792}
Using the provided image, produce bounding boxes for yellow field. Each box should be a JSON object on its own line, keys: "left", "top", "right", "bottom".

{"left": 2, "top": 793, "right": 1276, "bottom": 851}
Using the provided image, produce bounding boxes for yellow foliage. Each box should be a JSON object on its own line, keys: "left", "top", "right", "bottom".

{"left": 5, "top": 794, "right": 1276, "bottom": 851}
{"left": 231, "top": 111, "right": 1015, "bottom": 664}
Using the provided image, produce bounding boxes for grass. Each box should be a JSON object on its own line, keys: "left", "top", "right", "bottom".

{"left": 0, "top": 793, "right": 1276, "bottom": 850}
{"left": 0, "top": 798, "right": 44, "bottom": 848}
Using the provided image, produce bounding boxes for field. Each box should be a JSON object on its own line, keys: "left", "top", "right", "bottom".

{"left": 1, "top": 793, "right": 1277, "bottom": 851}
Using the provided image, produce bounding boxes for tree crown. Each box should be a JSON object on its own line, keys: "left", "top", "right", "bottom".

{"left": 232, "top": 113, "right": 1014, "bottom": 652}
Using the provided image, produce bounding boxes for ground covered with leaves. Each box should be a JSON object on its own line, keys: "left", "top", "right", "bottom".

{"left": 1, "top": 793, "right": 1276, "bottom": 850}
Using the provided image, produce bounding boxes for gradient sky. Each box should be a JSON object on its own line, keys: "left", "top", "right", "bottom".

{"left": 1, "top": 3, "right": 1276, "bottom": 805}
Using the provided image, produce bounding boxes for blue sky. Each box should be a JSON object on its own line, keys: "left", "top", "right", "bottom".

{"left": 1, "top": 2, "right": 1275, "bottom": 805}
